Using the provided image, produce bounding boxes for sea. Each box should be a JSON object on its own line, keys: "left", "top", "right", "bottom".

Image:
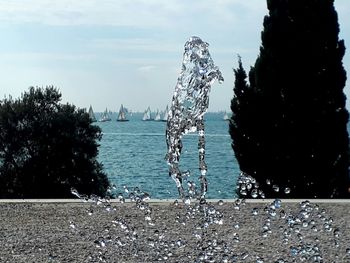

{"left": 96, "top": 112, "right": 240, "bottom": 199}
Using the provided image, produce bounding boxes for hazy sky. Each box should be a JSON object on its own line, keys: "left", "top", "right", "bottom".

{"left": 0, "top": 0, "right": 349, "bottom": 112}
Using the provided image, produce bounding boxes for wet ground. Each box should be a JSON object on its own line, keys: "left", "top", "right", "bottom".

{"left": 0, "top": 200, "right": 349, "bottom": 262}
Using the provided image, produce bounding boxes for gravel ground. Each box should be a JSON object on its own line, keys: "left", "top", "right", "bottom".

{"left": 0, "top": 199, "right": 349, "bottom": 263}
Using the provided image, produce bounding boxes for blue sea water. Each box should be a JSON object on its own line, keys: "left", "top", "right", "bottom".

{"left": 96, "top": 112, "right": 240, "bottom": 199}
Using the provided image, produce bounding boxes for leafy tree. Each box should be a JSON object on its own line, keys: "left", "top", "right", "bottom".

{"left": 230, "top": 0, "right": 349, "bottom": 198}
{"left": 0, "top": 86, "right": 110, "bottom": 198}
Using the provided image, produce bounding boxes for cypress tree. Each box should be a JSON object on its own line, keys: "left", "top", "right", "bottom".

{"left": 230, "top": 58, "right": 257, "bottom": 177}
{"left": 230, "top": 0, "right": 349, "bottom": 198}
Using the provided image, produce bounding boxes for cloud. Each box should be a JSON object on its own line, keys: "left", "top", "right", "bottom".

{"left": 91, "top": 38, "right": 181, "bottom": 53}
{"left": 0, "top": 52, "right": 96, "bottom": 62}
{"left": 0, "top": 0, "right": 266, "bottom": 28}
{"left": 0, "top": 0, "right": 176, "bottom": 27}
{"left": 137, "top": 65, "right": 157, "bottom": 73}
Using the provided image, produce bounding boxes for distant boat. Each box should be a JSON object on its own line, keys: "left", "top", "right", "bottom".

{"left": 154, "top": 109, "right": 161, "bottom": 121}
{"left": 223, "top": 111, "right": 230, "bottom": 121}
{"left": 99, "top": 108, "right": 111, "bottom": 122}
{"left": 128, "top": 109, "right": 133, "bottom": 117}
{"left": 161, "top": 105, "right": 169, "bottom": 122}
{"left": 142, "top": 106, "right": 153, "bottom": 121}
{"left": 117, "top": 104, "right": 129, "bottom": 122}
{"left": 88, "top": 105, "right": 97, "bottom": 122}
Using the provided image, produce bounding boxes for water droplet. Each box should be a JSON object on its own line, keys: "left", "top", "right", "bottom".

{"left": 333, "top": 228, "right": 340, "bottom": 238}
{"left": 324, "top": 223, "right": 332, "bottom": 232}
{"left": 141, "top": 192, "right": 151, "bottom": 201}
{"left": 176, "top": 239, "right": 183, "bottom": 247}
{"left": 290, "top": 246, "right": 299, "bottom": 256}
{"left": 69, "top": 221, "right": 76, "bottom": 229}
{"left": 279, "top": 210, "right": 286, "bottom": 219}
{"left": 251, "top": 189, "right": 258, "bottom": 198}
{"left": 128, "top": 192, "right": 135, "bottom": 201}
{"left": 302, "top": 221, "right": 309, "bottom": 228}
{"left": 259, "top": 191, "right": 266, "bottom": 199}
{"left": 269, "top": 210, "right": 277, "bottom": 217}
{"left": 194, "top": 233, "right": 202, "bottom": 239}
{"left": 246, "top": 183, "right": 253, "bottom": 190}
{"left": 334, "top": 240, "right": 340, "bottom": 248}
{"left": 218, "top": 200, "right": 224, "bottom": 206}
{"left": 240, "top": 189, "right": 248, "bottom": 196}
{"left": 105, "top": 204, "right": 111, "bottom": 212}
{"left": 94, "top": 237, "right": 106, "bottom": 248}
{"left": 272, "top": 184, "right": 280, "bottom": 192}
{"left": 122, "top": 185, "right": 128, "bottom": 193}
{"left": 233, "top": 233, "right": 240, "bottom": 243}
{"left": 273, "top": 199, "right": 282, "bottom": 209}
{"left": 118, "top": 193, "right": 125, "bottom": 203}
{"left": 222, "top": 254, "right": 230, "bottom": 262}
{"left": 184, "top": 197, "right": 191, "bottom": 205}
{"left": 252, "top": 208, "right": 259, "bottom": 216}
{"left": 208, "top": 206, "right": 216, "bottom": 215}
{"left": 70, "top": 188, "right": 80, "bottom": 198}
{"left": 284, "top": 187, "right": 291, "bottom": 194}
{"left": 241, "top": 252, "right": 249, "bottom": 260}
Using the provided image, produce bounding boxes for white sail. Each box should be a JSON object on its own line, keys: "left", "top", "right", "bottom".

{"left": 223, "top": 111, "right": 229, "bottom": 121}
{"left": 117, "top": 104, "right": 129, "bottom": 121}
{"left": 154, "top": 109, "right": 161, "bottom": 121}
{"left": 142, "top": 110, "right": 148, "bottom": 121}
{"left": 161, "top": 105, "right": 169, "bottom": 122}
{"left": 88, "top": 105, "right": 96, "bottom": 122}
{"left": 99, "top": 108, "right": 111, "bottom": 122}
{"left": 142, "top": 106, "right": 152, "bottom": 121}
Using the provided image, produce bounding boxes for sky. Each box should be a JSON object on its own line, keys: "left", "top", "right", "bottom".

{"left": 0, "top": 0, "right": 349, "bottom": 113}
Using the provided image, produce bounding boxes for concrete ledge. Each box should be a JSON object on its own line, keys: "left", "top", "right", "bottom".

{"left": 0, "top": 198, "right": 350, "bottom": 203}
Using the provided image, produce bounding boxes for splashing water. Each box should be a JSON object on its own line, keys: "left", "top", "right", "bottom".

{"left": 66, "top": 186, "right": 350, "bottom": 262}
{"left": 165, "top": 36, "right": 224, "bottom": 200}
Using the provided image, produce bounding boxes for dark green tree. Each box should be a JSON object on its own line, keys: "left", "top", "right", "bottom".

{"left": 230, "top": 58, "right": 257, "bottom": 176}
{"left": 0, "top": 86, "right": 110, "bottom": 198}
{"left": 230, "top": 0, "right": 349, "bottom": 198}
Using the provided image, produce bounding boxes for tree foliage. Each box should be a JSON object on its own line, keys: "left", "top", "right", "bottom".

{"left": 230, "top": 0, "right": 349, "bottom": 198}
{"left": 0, "top": 86, "right": 110, "bottom": 198}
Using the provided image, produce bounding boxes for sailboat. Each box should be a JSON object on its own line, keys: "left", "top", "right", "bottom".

{"left": 142, "top": 106, "right": 153, "bottom": 121}
{"left": 99, "top": 108, "right": 112, "bottom": 122}
{"left": 161, "top": 105, "right": 169, "bottom": 122}
{"left": 88, "top": 105, "right": 97, "bottom": 122}
{"left": 223, "top": 111, "right": 230, "bottom": 121}
{"left": 154, "top": 109, "right": 161, "bottom": 121}
{"left": 117, "top": 104, "right": 129, "bottom": 122}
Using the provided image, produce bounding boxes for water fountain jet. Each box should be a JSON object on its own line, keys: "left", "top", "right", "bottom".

{"left": 165, "top": 36, "right": 224, "bottom": 200}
